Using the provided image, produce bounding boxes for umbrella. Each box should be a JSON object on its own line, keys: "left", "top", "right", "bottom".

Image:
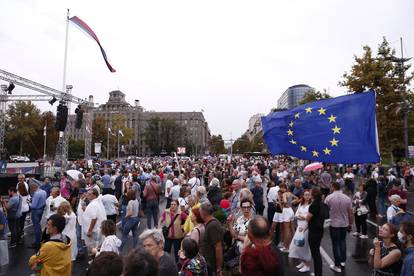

{"left": 66, "top": 169, "right": 84, "bottom": 181}
{"left": 303, "top": 162, "right": 323, "bottom": 172}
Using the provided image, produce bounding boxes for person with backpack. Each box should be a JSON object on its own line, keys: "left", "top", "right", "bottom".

{"left": 325, "top": 182, "right": 353, "bottom": 273}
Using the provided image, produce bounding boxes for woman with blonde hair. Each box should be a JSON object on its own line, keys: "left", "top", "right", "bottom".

{"left": 57, "top": 201, "right": 78, "bottom": 261}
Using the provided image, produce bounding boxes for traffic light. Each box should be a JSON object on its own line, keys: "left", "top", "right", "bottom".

{"left": 75, "top": 105, "right": 84, "bottom": 129}
{"left": 55, "top": 103, "right": 68, "bottom": 131}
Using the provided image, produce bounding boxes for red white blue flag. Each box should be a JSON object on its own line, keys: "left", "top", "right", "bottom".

{"left": 69, "top": 16, "right": 116, "bottom": 73}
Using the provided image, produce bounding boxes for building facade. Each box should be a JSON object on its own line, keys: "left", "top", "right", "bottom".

{"left": 246, "top": 113, "right": 264, "bottom": 141}
{"left": 277, "top": 84, "right": 313, "bottom": 109}
{"left": 66, "top": 90, "right": 211, "bottom": 156}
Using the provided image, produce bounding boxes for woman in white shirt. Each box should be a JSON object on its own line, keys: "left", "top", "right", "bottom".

{"left": 17, "top": 181, "right": 30, "bottom": 236}
{"left": 289, "top": 190, "right": 312, "bottom": 272}
{"left": 92, "top": 220, "right": 121, "bottom": 256}
{"left": 57, "top": 201, "right": 78, "bottom": 261}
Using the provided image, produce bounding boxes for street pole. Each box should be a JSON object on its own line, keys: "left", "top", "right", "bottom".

{"left": 107, "top": 128, "right": 110, "bottom": 160}
{"left": 400, "top": 37, "right": 409, "bottom": 160}
{"left": 117, "top": 131, "right": 120, "bottom": 159}
{"left": 43, "top": 123, "right": 47, "bottom": 160}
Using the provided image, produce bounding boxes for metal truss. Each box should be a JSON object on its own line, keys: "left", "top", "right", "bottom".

{"left": 0, "top": 68, "right": 94, "bottom": 168}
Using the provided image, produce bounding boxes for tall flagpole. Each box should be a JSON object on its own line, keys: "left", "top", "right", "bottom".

{"left": 117, "top": 131, "right": 120, "bottom": 159}
{"left": 62, "top": 9, "right": 70, "bottom": 92}
{"left": 107, "top": 128, "right": 110, "bottom": 160}
{"left": 43, "top": 123, "right": 47, "bottom": 160}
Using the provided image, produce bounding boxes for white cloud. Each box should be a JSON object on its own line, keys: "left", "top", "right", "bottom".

{"left": 0, "top": 0, "right": 413, "bottom": 140}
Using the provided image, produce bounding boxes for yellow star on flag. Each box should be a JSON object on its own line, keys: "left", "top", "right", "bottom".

{"left": 323, "top": 147, "right": 331, "bottom": 155}
{"left": 289, "top": 121, "right": 294, "bottom": 127}
{"left": 290, "top": 139, "right": 297, "bottom": 145}
{"left": 305, "top": 107, "right": 313, "bottom": 114}
{"left": 312, "top": 150, "right": 319, "bottom": 157}
{"left": 330, "top": 138, "right": 339, "bottom": 146}
{"left": 318, "top": 107, "right": 326, "bottom": 115}
{"left": 294, "top": 113, "right": 300, "bottom": 119}
{"left": 332, "top": 125, "right": 341, "bottom": 134}
{"left": 328, "top": 114, "right": 336, "bottom": 123}
{"left": 301, "top": 146, "right": 307, "bottom": 152}
{"left": 287, "top": 129, "right": 293, "bottom": 136}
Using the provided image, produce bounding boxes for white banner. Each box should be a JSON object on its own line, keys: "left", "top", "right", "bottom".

{"left": 94, "top": 143, "right": 102, "bottom": 154}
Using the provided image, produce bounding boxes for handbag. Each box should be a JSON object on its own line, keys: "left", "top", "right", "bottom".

{"left": 162, "top": 214, "right": 179, "bottom": 239}
{"left": 293, "top": 232, "right": 305, "bottom": 247}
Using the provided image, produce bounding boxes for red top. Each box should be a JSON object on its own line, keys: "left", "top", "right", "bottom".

{"left": 220, "top": 199, "right": 230, "bottom": 209}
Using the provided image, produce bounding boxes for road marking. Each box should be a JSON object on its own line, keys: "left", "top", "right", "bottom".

{"left": 320, "top": 246, "right": 335, "bottom": 266}
{"left": 367, "top": 219, "right": 378, "bottom": 228}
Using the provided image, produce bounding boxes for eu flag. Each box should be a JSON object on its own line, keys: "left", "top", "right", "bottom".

{"left": 261, "top": 90, "right": 380, "bottom": 164}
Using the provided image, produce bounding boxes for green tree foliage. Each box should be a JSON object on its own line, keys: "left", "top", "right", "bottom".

{"left": 232, "top": 134, "right": 251, "bottom": 154}
{"left": 209, "top": 135, "right": 226, "bottom": 154}
{"left": 68, "top": 139, "right": 85, "bottom": 159}
{"left": 250, "top": 133, "right": 266, "bottom": 152}
{"left": 92, "top": 117, "right": 108, "bottom": 154}
{"left": 5, "top": 101, "right": 42, "bottom": 157}
{"left": 340, "top": 37, "right": 413, "bottom": 160}
{"left": 299, "top": 89, "right": 332, "bottom": 105}
{"left": 40, "top": 111, "right": 58, "bottom": 158}
{"left": 143, "top": 117, "right": 187, "bottom": 154}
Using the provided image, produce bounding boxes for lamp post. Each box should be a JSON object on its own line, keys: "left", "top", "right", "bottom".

{"left": 385, "top": 38, "right": 412, "bottom": 159}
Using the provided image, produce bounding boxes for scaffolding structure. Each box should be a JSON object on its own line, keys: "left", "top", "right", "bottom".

{"left": 0, "top": 68, "right": 93, "bottom": 168}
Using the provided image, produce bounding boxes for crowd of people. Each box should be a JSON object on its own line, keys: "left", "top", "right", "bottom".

{"left": 0, "top": 155, "right": 414, "bottom": 276}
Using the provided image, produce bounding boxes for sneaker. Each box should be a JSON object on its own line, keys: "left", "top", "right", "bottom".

{"left": 360, "top": 235, "right": 368, "bottom": 239}
{"left": 352, "top": 232, "right": 360, "bottom": 237}
{"left": 296, "top": 262, "right": 305, "bottom": 269}
{"left": 330, "top": 265, "right": 342, "bottom": 273}
{"left": 299, "top": 265, "right": 310, "bottom": 272}
{"left": 340, "top": 262, "right": 346, "bottom": 267}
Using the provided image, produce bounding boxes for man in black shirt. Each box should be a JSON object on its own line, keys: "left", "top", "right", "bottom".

{"left": 200, "top": 202, "right": 224, "bottom": 276}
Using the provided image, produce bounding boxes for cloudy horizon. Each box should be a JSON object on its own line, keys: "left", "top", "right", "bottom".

{"left": 1, "top": 0, "right": 413, "bottom": 140}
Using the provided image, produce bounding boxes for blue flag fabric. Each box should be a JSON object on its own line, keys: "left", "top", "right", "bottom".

{"left": 261, "top": 90, "right": 380, "bottom": 164}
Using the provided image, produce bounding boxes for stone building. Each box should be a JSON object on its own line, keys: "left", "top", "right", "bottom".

{"left": 66, "top": 90, "right": 210, "bottom": 156}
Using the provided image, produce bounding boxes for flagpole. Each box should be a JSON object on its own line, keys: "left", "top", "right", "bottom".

{"left": 62, "top": 9, "right": 70, "bottom": 92}
{"left": 107, "top": 128, "right": 110, "bottom": 160}
{"left": 43, "top": 123, "right": 47, "bottom": 160}
{"left": 117, "top": 131, "right": 120, "bottom": 159}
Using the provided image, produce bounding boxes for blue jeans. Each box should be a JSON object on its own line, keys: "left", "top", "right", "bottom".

{"left": 145, "top": 200, "right": 159, "bottom": 229}
{"left": 165, "top": 238, "right": 182, "bottom": 262}
{"left": 31, "top": 208, "right": 44, "bottom": 246}
{"left": 377, "top": 196, "right": 386, "bottom": 215}
{"left": 76, "top": 222, "right": 85, "bottom": 254}
{"left": 121, "top": 216, "right": 139, "bottom": 251}
{"left": 329, "top": 226, "right": 347, "bottom": 266}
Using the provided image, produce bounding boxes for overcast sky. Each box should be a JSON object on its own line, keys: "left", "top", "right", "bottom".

{"left": 1, "top": 0, "right": 413, "bottom": 140}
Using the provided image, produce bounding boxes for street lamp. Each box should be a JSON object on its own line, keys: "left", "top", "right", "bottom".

{"left": 384, "top": 38, "right": 412, "bottom": 160}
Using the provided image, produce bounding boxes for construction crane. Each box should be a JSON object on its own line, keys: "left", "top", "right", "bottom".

{"left": 0, "top": 68, "right": 93, "bottom": 168}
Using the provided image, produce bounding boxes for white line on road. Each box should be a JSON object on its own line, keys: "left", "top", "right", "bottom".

{"left": 320, "top": 246, "right": 335, "bottom": 266}
{"left": 367, "top": 219, "right": 378, "bottom": 228}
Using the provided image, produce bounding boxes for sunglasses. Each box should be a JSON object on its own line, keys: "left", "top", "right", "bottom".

{"left": 241, "top": 206, "right": 251, "bottom": 210}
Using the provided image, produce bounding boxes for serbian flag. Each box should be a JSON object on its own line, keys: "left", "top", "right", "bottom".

{"left": 69, "top": 16, "right": 116, "bottom": 73}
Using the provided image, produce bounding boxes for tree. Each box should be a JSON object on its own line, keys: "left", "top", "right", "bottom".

{"left": 340, "top": 37, "right": 413, "bottom": 160}
{"left": 209, "top": 135, "right": 226, "bottom": 155}
{"left": 39, "top": 111, "right": 58, "bottom": 158}
{"left": 299, "top": 89, "right": 332, "bottom": 105}
{"left": 250, "top": 133, "right": 267, "bottom": 152}
{"left": 5, "top": 101, "right": 43, "bottom": 157}
{"left": 111, "top": 114, "right": 134, "bottom": 156}
{"left": 232, "top": 134, "right": 251, "bottom": 154}
{"left": 68, "top": 139, "right": 85, "bottom": 159}
{"left": 143, "top": 117, "right": 187, "bottom": 154}
{"left": 92, "top": 117, "right": 108, "bottom": 155}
